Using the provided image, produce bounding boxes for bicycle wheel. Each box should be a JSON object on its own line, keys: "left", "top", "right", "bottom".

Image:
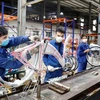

{"left": 65, "top": 56, "right": 78, "bottom": 71}
{"left": 68, "top": 56, "right": 78, "bottom": 71}
{"left": 86, "top": 46, "right": 100, "bottom": 67}
{"left": 64, "top": 57, "right": 73, "bottom": 71}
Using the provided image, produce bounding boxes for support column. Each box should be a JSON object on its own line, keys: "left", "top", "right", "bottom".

{"left": 1, "top": 2, "right": 4, "bottom": 26}
{"left": 96, "top": 17, "right": 98, "bottom": 33}
{"left": 57, "top": 0, "right": 60, "bottom": 28}
{"left": 42, "top": 0, "right": 46, "bottom": 39}
{"left": 57, "top": 0, "right": 60, "bottom": 18}
{"left": 88, "top": 2, "right": 92, "bottom": 33}
{"left": 98, "top": 0, "right": 100, "bottom": 45}
{"left": 21, "top": 0, "right": 26, "bottom": 36}
{"left": 43, "top": 0, "right": 46, "bottom": 19}
{"left": 17, "top": 0, "right": 22, "bottom": 36}
{"left": 17, "top": 0, "right": 26, "bottom": 36}
{"left": 11, "top": 0, "right": 14, "bottom": 14}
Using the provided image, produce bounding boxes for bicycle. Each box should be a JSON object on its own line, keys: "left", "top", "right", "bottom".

{"left": 86, "top": 46, "right": 100, "bottom": 67}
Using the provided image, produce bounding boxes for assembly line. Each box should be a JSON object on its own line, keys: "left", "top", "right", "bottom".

{"left": 0, "top": 0, "right": 100, "bottom": 100}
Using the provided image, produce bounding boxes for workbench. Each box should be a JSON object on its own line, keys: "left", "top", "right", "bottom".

{"left": 1, "top": 67, "right": 100, "bottom": 100}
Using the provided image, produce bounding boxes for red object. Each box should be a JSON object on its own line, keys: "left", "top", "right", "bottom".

{"left": 9, "top": 68, "right": 12, "bottom": 72}
{"left": 0, "top": 84, "right": 2, "bottom": 86}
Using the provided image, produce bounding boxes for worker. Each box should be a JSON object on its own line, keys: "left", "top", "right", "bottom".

{"left": 43, "top": 27, "right": 65, "bottom": 82}
{"left": 0, "top": 26, "right": 39, "bottom": 80}
{"left": 77, "top": 34, "right": 90, "bottom": 73}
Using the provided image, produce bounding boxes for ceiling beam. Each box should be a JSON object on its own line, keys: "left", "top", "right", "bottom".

{"left": 23, "top": 0, "right": 43, "bottom": 7}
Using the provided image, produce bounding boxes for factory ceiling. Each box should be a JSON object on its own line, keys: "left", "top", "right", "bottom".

{"left": 0, "top": 0, "right": 99, "bottom": 21}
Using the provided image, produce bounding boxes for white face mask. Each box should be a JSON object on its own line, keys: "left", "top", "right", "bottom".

{"left": 56, "top": 37, "right": 63, "bottom": 43}
{"left": 82, "top": 39, "right": 87, "bottom": 43}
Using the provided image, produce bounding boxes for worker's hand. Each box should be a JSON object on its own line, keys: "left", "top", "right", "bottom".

{"left": 28, "top": 35, "right": 40, "bottom": 42}
{"left": 84, "top": 49, "right": 90, "bottom": 53}
{"left": 47, "top": 65, "right": 55, "bottom": 72}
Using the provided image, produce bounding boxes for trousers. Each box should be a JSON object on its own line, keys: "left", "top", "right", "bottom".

{"left": 77, "top": 62, "right": 87, "bottom": 73}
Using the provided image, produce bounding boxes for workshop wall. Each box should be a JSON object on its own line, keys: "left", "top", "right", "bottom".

{"left": 7, "top": 20, "right": 81, "bottom": 40}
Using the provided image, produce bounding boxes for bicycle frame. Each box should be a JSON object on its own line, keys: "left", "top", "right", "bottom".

{"left": 0, "top": 40, "right": 65, "bottom": 87}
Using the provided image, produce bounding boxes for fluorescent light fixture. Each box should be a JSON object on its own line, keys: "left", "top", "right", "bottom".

{"left": 37, "top": 16, "right": 39, "bottom": 20}
{"left": 60, "top": 12, "right": 64, "bottom": 15}
{"left": 80, "top": 18, "right": 84, "bottom": 22}
{"left": 74, "top": 18, "right": 77, "bottom": 20}
{"left": 43, "top": 16, "right": 46, "bottom": 19}
{"left": 80, "top": 23, "right": 84, "bottom": 27}
{"left": 35, "top": 17, "right": 36, "bottom": 20}
{"left": 93, "top": 19, "right": 97, "bottom": 25}
{"left": 88, "top": 29, "right": 92, "bottom": 34}
{"left": 93, "top": 26, "right": 96, "bottom": 31}
{"left": 54, "top": 15, "right": 57, "bottom": 18}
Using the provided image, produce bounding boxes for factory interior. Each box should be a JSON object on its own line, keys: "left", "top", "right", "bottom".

{"left": 0, "top": 0, "right": 100, "bottom": 100}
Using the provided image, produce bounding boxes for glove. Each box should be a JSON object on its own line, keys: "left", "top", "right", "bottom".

{"left": 47, "top": 65, "right": 55, "bottom": 72}
{"left": 28, "top": 35, "right": 40, "bottom": 42}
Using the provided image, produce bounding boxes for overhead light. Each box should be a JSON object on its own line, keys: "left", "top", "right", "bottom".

{"left": 28, "top": 4, "right": 32, "bottom": 7}
{"left": 54, "top": 15, "right": 57, "bottom": 18}
{"left": 74, "top": 18, "right": 77, "bottom": 20}
{"left": 80, "top": 18, "right": 84, "bottom": 22}
{"left": 88, "top": 29, "right": 92, "bottom": 34}
{"left": 60, "top": 12, "right": 64, "bottom": 15}
{"left": 35, "top": 17, "right": 37, "bottom": 20}
{"left": 43, "top": 16, "right": 46, "bottom": 19}
{"left": 93, "top": 19, "right": 97, "bottom": 25}
{"left": 37, "top": 16, "right": 39, "bottom": 20}
{"left": 80, "top": 23, "right": 84, "bottom": 27}
{"left": 93, "top": 26, "right": 96, "bottom": 31}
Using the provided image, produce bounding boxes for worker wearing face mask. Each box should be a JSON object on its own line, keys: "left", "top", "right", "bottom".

{"left": 0, "top": 26, "right": 40, "bottom": 80}
{"left": 43, "top": 27, "right": 65, "bottom": 82}
{"left": 77, "top": 34, "right": 90, "bottom": 73}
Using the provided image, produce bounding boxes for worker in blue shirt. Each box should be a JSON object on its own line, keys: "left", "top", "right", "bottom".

{"left": 77, "top": 34, "right": 90, "bottom": 72}
{"left": 0, "top": 26, "right": 39, "bottom": 79}
{"left": 43, "top": 27, "right": 65, "bottom": 82}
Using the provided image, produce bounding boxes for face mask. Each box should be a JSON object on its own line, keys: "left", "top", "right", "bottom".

{"left": 0, "top": 39, "right": 9, "bottom": 46}
{"left": 82, "top": 39, "right": 87, "bottom": 43}
{"left": 56, "top": 37, "right": 63, "bottom": 43}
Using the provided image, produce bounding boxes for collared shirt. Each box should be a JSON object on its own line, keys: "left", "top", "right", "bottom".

{"left": 43, "top": 39, "right": 63, "bottom": 67}
{"left": 0, "top": 36, "right": 30, "bottom": 78}
{"left": 77, "top": 42, "right": 89, "bottom": 63}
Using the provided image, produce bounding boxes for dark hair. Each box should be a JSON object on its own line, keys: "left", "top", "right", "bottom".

{"left": 81, "top": 34, "right": 87, "bottom": 39}
{"left": 56, "top": 27, "right": 65, "bottom": 34}
{"left": 0, "top": 26, "right": 8, "bottom": 36}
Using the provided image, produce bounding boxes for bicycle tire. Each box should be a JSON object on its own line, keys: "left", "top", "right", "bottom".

{"left": 86, "top": 46, "right": 100, "bottom": 67}
{"left": 65, "top": 56, "right": 78, "bottom": 71}
{"left": 68, "top": 56, "right": 78, "bottom": 71}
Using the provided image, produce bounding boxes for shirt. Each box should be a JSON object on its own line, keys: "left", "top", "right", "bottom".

{"left": 43, "top": 39, "right": 63, "bottom": 67}
{"left": 77, "top": 42, "right": 89, "bottom": 63}
{"left": 0, "top": 36, "right": 30, "bottom": 78}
